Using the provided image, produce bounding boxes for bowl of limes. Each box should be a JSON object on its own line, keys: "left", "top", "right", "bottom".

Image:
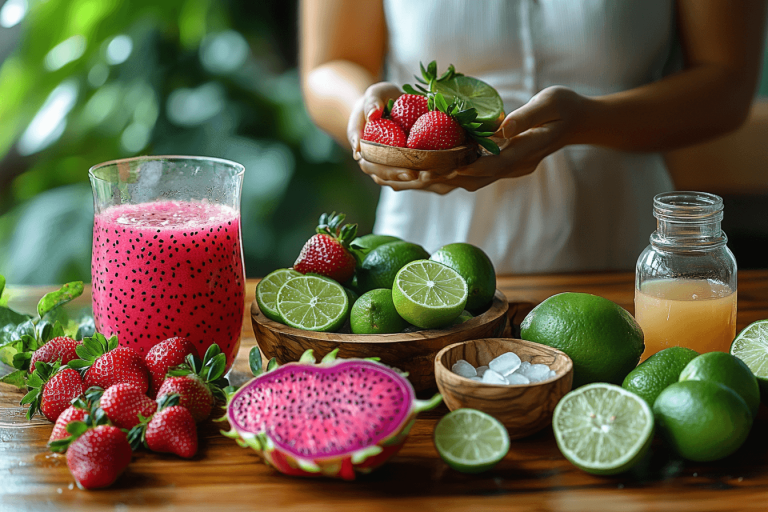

{"left": 250, "top": 213, "right": 510, "bottom": 391}
{"left": 434, "top": 338, "right": 573, "bottom": 439}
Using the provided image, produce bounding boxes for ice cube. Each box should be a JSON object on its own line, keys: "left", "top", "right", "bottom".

{"left": 506, "top": 373, "right": 530, "bottom": 385}
{"left": 452, "top": 359, "right": 477, "bottom": 378}
{"left": 476, "top": 365, "right": 489, "bottom": 377}
{"left": 470, "top": 376, "right": 483, "bottom": 381}
{"left": 548, "top": 370, "right": 557, "bottom": 379}
{"left": 489, "top": 352, "right": 521, "bottom": 376}
{"left": 481, "top": 369, "right": 508, "bottom": 384}
{"left": 526, "top": 364, "right": 551, "bottom": 383}
{"left": 515, "top": 361, "right": 532, "bottom": 375}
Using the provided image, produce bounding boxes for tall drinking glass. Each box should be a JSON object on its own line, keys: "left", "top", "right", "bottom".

{"left": 89, "top": 156, "right": 245, "bottom": 370}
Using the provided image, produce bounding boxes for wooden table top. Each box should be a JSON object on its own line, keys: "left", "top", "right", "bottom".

{"left": 3, "top": 271, "right": 768, "bottom": 512}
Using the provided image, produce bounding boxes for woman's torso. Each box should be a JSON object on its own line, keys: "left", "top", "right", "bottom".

{"left": 375, "top": 0, "right": 676, "bottom": 273}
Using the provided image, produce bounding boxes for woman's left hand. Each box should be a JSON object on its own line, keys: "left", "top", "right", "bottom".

{"left": 368, "top": 86, "right": 591, "bottom": 194}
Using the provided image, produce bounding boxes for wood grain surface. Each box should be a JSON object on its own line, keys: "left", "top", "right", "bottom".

{"left": 251, "top": 290, "right": 509, "bottom": 391}
{"left": 2, "top": 271, "right": 768, "bottom": 512}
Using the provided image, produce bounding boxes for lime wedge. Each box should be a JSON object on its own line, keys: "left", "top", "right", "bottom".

{"left": 731, "top": 319, "right": 768, "bottom": 399}
{"left": 553, "top": 383, "right": 654, "bottom": 475}
{"left": 256, "top": 268, "right": 301, "bottom": 322}
{"left": 435, "top": 76, "right": 504, "bottom": 132}
{"left": 276, "top": 275, "right": 349, "bottom": 332}
{"left": 434, "top": 409, "right": 509, "bottom": 474}
{"left": 392, "top": 260, "right": 468, "bottom": 329}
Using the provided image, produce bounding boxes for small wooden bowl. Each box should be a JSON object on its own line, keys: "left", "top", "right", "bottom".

{"left": 435, "top": 338, "right": 574, "bottom": 439}
{"left": 360, "top": 140, "right": 479, "bottom": 170}
{"left": 251, "top": 290, "right": 509, "bottom": 391}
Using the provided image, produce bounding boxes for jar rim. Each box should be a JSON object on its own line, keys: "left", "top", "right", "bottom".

{"left": 653, "top": 191, "right": 723, "bottom": 223}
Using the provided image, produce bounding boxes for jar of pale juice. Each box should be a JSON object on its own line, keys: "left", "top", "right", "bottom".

{"left": 635, "top": 192, "right": 737, "bottom": 360}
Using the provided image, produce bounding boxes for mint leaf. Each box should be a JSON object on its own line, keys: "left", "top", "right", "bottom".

{"left": 42, "top": 304, "right": 93, "bottom": 339}
{"left": 0, "top": 369, "right": 27, "bottom": 389}
{"left": 0, "top": 306, "right": 33, "bottom": 345}
{"left": 0, "top": 275, "right": 5, "bottom": 300}
{"left": 37, "top": 281, "right": 84, "bottom": 318}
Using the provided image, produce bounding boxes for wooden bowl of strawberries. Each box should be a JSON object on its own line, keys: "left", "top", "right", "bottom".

{"left": 360, "top": 62, "right": 504, "bottom": 171}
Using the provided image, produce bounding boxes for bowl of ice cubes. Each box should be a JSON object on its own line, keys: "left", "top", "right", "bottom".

{"left": 434, "top": 338, "right": 573, "bottom": 439}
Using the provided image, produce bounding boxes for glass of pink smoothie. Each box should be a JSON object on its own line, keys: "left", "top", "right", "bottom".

{"left": 89, "top": 156, "right": 245, "bottom": 371}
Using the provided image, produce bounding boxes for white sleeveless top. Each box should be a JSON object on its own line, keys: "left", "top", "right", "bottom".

{"left": 375, "top": 0, "right": 676, "bottom": 273}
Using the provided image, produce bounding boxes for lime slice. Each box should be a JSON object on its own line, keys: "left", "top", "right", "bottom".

{"left": 256, "top": 268, "right": 301, "bottom": 322}
{"left": 553, "top": 383, "right": 654, "bottom": 475}
{"left": 435, "top": 76, "right": 504, "bottom": 132}
{"left": 434, "top": 409, "right": 510, "bottom": 474}
{"left": 275, "top": 275, "right": 349, "bottom": 332}
{"left": 392, "top": 260, "right": 468, "bottom": 329}
{"left": 731, "top": 319, "right": 768, "bottom": 399}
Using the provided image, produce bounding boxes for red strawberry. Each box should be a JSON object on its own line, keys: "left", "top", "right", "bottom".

{"left": 362, "top": 118, "right": 407, "bottom": 148}
{"left": 407, "top": 110, "right": 466, "bottom": 150}
{"left": 49, "top": 405, "right": 88, "bottom": 444}
{"left": 145, "top": 405, "right": 198, "bottom": 458}
{"left": 155, "top": 343, "right": 228, "bottom": 422}
{"left": 156, "top": 376, "right": 212, "bottom": 423}
{"left": 30, "top": 336, "right": 81, "bottom": 373}
{"left": 294, "top": 212, "right": 358, "bottom": 283}
{"left": 100, "top": 383, "right": 158, "bottom": 429}
{"left": 69, "top": 334, "right": 150, "bottom": 394}
{"left": 23, "top": 362, "right": 84, "bottom": 422}
{"left": 390, "top": 94, "right": 429, "bottom": 134}
{"left": 65, "top": 425, "right": 132, "bottom": 489}
{"left": 144, "top": 337, "right": 199, "bottom": 398}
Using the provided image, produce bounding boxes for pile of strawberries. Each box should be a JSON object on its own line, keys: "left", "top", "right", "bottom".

{"left": 361, "top": 63, "right": 499, "bottom": 154}
{"left": 22, "top": 334, "right": 227, "bottom": 489}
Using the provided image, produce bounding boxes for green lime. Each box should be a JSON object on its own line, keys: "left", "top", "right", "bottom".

{"left": 350, "top": 289, "right": 408, "bottom": 335}
{"left": 275, "top": 275, "right": 349, "bottom": 332}
{"left": 622, "top": 347, "right": 699, "bottom": 406}
{"left": 730, "top": 319, "right": 768, "bottom": 401}
{"left": 392, "top": 260, "right": 468, "bottom": 329}
{"left": 429, "top": 243, "right": 496, "bottom": 313}
{"left": 679, "top": 352, "right": 760, "bottom": 419}
{"left": 349, "top": 234, "right": 401, "bottom": 262}
{"left": 356, "top": 241, "right": 430, "bottom": 293}
{"left": 653, "top": 380, "right": 752, "bottom": 462}
{"left": 553, "top": 383, "right": 654, "bottom": 475}
{"left": 433, "top": 409, "right": 510, "bottom": 474}
{"left": 451, "top": 310, "right": 474, "bottom": 326}
{"left": 434, "top": 76, "right": 504, "bottom": 132}
{"left": 256, "top": 268, "right": 301, "bottom": 322}
{"left": 520, "top": 293, "right": 644, "bottom": 388}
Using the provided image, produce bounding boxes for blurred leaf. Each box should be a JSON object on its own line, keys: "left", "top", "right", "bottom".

{"left": 37, "top": 281, "right": 84, "bottom": 318}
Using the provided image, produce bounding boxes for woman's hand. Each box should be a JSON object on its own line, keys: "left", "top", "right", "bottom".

{"left": 348, "top": 82, "right": 403, "bottom": 160}
{"left": 367, "top": 86, "right": 591, "bottom": 194}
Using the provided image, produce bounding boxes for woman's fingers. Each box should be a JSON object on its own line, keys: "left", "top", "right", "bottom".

{"left": 359, "top": 159, "right": 418, "bottom": 182}
{"left": 348, "top": 82, "right": 404, "bottom": 158}
{"left": 498, "top": 86, "right": 572, "bottom": 138}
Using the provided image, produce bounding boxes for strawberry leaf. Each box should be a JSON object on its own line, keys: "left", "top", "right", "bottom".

{"left": 0, "top": 369, "right": 27, "bottom": 388}
{"left": 37, "top": 282, "right": 84, "bottom": 319}
{"left": 470, "top": 134, "right": 501, "bottom": 155}
{"left": 249, "top": 346, "right": 263, "bottom": 377}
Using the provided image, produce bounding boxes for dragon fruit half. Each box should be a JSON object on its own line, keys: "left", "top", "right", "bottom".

{"left": 222, "top": 349, "right": 442, "bottom": 480}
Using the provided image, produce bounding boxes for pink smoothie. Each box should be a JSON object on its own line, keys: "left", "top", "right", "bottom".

{"left": 92, "top": 200, "right": 245, "bottom": 369}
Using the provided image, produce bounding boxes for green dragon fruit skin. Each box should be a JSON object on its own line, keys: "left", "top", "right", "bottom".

{"left": 223, "top": 350, "right": 442, "bottom": 480}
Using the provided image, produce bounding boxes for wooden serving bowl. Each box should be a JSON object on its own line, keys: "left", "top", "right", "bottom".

{"left": 360, "top": 140, "right": 479, "bottom": 170}
{"left": 250, "top": 290, "right": 509, "bottom": 391}
{"left": 435, "top": 338, "right": 574, "bottom": 439}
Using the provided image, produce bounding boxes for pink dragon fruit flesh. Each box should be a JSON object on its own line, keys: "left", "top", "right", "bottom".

{"left": 222, "top": 349, "right": 442, "bottom": 480}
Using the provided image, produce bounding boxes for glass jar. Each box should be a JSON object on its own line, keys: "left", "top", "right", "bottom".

{"left": 635, "top": 191, "right": 737, "bottom": 361}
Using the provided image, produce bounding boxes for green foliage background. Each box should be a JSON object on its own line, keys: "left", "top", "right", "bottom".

{"left": 0, "top": 0, "right": 379, "bottom": 284}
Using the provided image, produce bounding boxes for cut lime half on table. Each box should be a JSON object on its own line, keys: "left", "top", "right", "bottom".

{"left": 392, "top": 260, "right": 468, "bottom": 329}
{"left": 552, "top": 383, "right": 654, "bottom": 475}
{"left": 434, "top": 409, "right": 510, "bottom": 474}
{"left": 275, "top": 275, "right": 349, "bottom": 332}
{"left": 435, "top": 76, "right": 504, "bottom": 132}
{"left": 731, "top": 319, "right": 768, "bottom": 398}
{"left": 256, "top": 268, "right": 300, "bottom": 322}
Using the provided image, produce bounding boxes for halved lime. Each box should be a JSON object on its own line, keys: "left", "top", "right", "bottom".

{"left": 256, "top": 268, "right": 300, "bottom": 322}
{"left": 392, "top": 260, "right": 468, "bottom": 329}
{"left": 435, "top": 76, "right": 504, "bottom": 132}
{"left": 275, "top": 275, "right": 349, "bottom": 332}
{"left": 434, "top": 409, "right": 510, "bottom": 474}
{"left": 553, "top": 383, "right": 654, "bottom": 475}
{"left": 731, "top": 319, "right": 768, "bottom": 400}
